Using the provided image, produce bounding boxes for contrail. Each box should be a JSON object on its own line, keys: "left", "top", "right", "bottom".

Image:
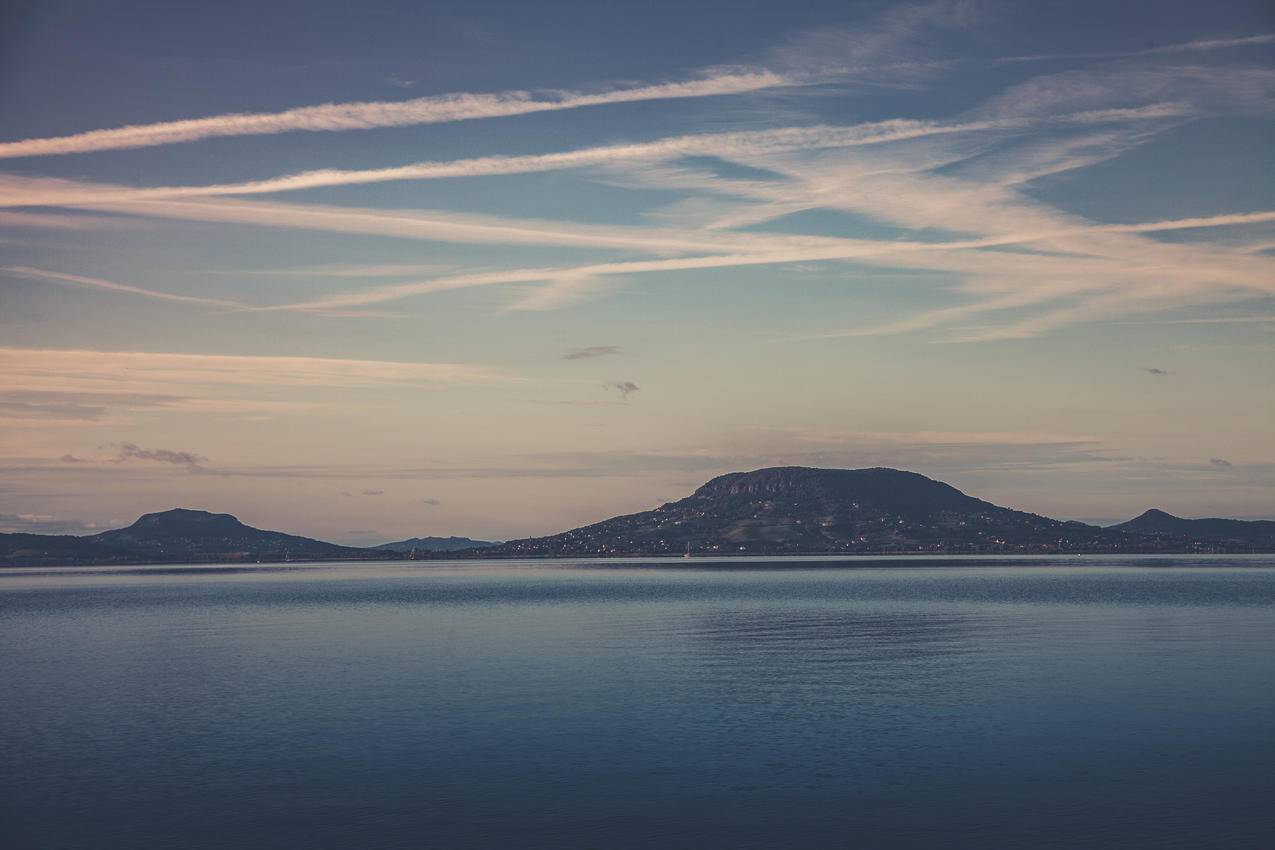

{"left": 1, "top": 28, "right": 1264, "bottom": 161}
{"left": 3, "top": 266, "right": 248, "bottom": 309}
{"left": 3, "top": 109, "right": 1184, "bottom": 208}
{"left": 0, "top": 70, "right": 787, "bottom": 159}
{"left": 267, "top": 208, "right": 1275, "bottom": 312}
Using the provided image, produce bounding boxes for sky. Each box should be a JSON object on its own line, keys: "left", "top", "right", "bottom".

{"left": 1, "top": 0, "right": 1273, "bottom": 543}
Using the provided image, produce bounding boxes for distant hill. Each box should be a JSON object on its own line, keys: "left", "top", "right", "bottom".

{"left": 1, "top": 509, "right": 394, "bottom": 566}
{"left": 87, "top": 508, "right": 377, "bottom": 562}
{"left": 375, "top": 536, "right": 496, "bottom": 553}
{"left": 5, "top": 477, "right": 1271, "bottom": 566}
{"left": 481, "top": 466, "right": 1202, "bottom": 556}
{"left": 1111, "top": 509, "right": 1275, "bottom": 548}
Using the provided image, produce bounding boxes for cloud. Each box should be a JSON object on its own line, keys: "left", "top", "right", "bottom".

{"left": 1210, "top": 457, "right": 1233, "bottom": 467}
{"left": 58, "top": 192, "right": 788, "bottom": 256}
{"left": 0, "top": 211, "right": 128, "bottom": 230}
{"left": 564, "top": 346, "right": 622, "bottom": 360}
{"left": 361, "top": 489, "right": 384, "bottom": 496}
{"left": 1141, "top": 366, "right": 1172, "bottom": 376}
{"left": 0, "top": 349, "right": 510, "bottom": 431}
{"left": 59, "top": 454, "right": 87, "bottom": 463}
{"left": 513, "top": 398, "right": 627, "bottom": 407}
{"left": 421, "top": 498, "right": 441, "bottom": 506}
{"left": 4, "top": 37, "right": 1271, "bottom": 343}
{"left": 3, "top": 176, "right": 925, "bottom": 265}
{"left": 268, "top": 205, "right": 1275, "bottom": 315}
{"left": 995, "top": 33, "right": 1275, "bottom": 65}
{"left": 4, "top": 266, "right": 248, "bottom": 310}
{"left": 504, "top": 274, "right": 619, "bottom": 312}
{"left": 0, "top": 389, "right": 323, "bottom": 428}
{"left": 112, "top": 442, "right": 207, "bottom": 471}
{"left": 3, "top": 110, "right": 1179, "bottom": 208}
{"left": 607, "top": 381, "right": 640, "bottom": 400}
{"left": 0, "top": 348, "right": 509, "bottom": 393}
{"left": 0, "top": 512, "right": 99, "bottom": 534}
{"left": 0, "top": 399, "right": 108, "bottom": 421}
{"left": 0, "top": 70, "right": 787, "bottom": 159}
{"left": 770, "top": 0, "right": 980, "bottom": 83}
{"left": 977, "top": 65, "right": 1275, "bottom": 122}
{"left": 2, "top": 10, "right": 1261, "bottom": 164}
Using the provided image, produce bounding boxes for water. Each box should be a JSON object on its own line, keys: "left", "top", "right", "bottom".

{"left": 2, "top": 557, "right": 1274, "bottom": 849}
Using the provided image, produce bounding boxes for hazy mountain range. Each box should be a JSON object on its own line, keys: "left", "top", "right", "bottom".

{"left": 375, "top": 536, "right": 496, "bottom": 553}
{"left": 2, "top": 467, "right": 1272, "bottom": 566}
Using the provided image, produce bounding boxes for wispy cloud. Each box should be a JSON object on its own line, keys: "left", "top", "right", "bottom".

{"left": 0, "top": 349, "right": 510, "bottom": 431}
{"left": 0, "top": 348, "right": 510, "bottom": 395}
{"left": 0, "top": 399, "right": 109, "bottom": 421}
{"left": 112, "top": 442, "right": 207, "bottom": 471}
{"left": 0, "top": 511, "right": 100, "bottom": 534}
{"left": 0, "top": 211, "right": 127, "bottom": 230}
{"left": 1, "top": 109, "right": 1183, "bottom": 208}
{"left": 564, "top": 346, "right": 622, "bottom": 360}
{"left": 0, "top": 70, "right": 787, "bottom": 159}
{"left": 0, "top": 388, "right": 321, "bottom": 428}
{"left": 1117, "top": 315, "right": 1275, "bottom": 325}
{"left": 996, "top": 32, "right": 1275, "bottom": 65}
{"left": 263, "top": 207, "right": 1275, "bottom": 314}
{"left": 4, "top": 266, "right": 249, "bottom": 309}
{"left": 0, "top": 174, "right": 910, "bottom": 261}
{"left": 4, "top": 29, "right": 1271, "bottom": 346}
{"left": 768, "top": 0, "right": 979, "bottom": 84}
{"left": 504, "top": 274, "right": 618, "bottom": 312}
{"left": 1141, "top": 366, "right": 1172, "bottom": 376}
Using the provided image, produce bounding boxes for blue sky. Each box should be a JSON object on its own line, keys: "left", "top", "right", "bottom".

{"left": 1, "top": 0, "right": 1273, "bottom": 542}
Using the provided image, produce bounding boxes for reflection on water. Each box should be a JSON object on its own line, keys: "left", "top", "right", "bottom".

{"left": 2, "top": 558, "right": 1274, "bottom": 849}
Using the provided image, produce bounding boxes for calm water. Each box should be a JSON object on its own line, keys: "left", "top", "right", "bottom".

{"left": 2, "top": 557, "right": 1274, "bottom": 849}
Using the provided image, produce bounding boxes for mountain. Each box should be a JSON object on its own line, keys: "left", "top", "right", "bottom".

{"left": 481, "top": 466, "right": 1196, "bottom": 557}
{"left": 1111, "top": 509, "right": 1275, "bottom": 548}
{"left": 0, "top": 509, "right": 394, "bottom": 566}
{"left": 375, "top": 536, "right": 496, "bottom": 553}
{"left": 86, "top": 508, "right": 378, "bottom": 561}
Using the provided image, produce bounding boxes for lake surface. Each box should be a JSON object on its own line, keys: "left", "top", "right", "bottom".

{"left": 3, "top": 556, "right": 1274, "bottom": 849}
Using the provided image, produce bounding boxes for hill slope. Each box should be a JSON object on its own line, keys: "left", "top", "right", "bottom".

{"left": 1111, "top": 509, "right": 1275, "bottom": 548}
{"left": 482, "top": 466, "right": 1175, "bottom": 556}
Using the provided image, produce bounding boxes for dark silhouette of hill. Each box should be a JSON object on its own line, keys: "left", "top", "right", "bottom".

{"left": 85, "top": 508, "right": 378, "bottom": 561}
{"left": 4, "top": 473, "right": 1270, "bottom": 566}
{"left": 481, "top": 466, "right": 1205, "bottom": 556}
{"left": 1111, "top": 509, "right": 1275, "bottom": 548}
{"left": 0, "top": 509, "right": 392, "bottom": 566}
